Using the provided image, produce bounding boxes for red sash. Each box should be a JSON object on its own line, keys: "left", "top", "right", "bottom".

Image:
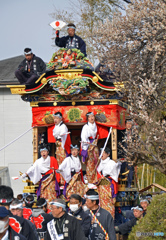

{"left": 47, "top": 125, "right": 71, "bottom": 154}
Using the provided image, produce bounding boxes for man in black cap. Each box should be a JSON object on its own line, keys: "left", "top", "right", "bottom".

{"left": 0, "top": 206, "right": 26, "bottom": 240}
{"left": 0, "top": 185, "right": 37, "bottom": 240}
{"left": 15, "top": 47, "right": 46, "bottom": 85}
{"left": 55, "top": 23, "right": 87, "bottom": 56}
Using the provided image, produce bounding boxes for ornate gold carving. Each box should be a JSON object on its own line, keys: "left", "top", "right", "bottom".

{"left": 35, "top": 73, "right": 46, "bottom": 84}
{"left": 53, "top": 102, "right": 57, "bottom": 106}
{"left": 41, "top": 77, "right": 47, "bottom": 84}
{"left": 30, "top": 102, "right": 39, "bottom": 107}
{"left": 90, "top": 101, "right": 94, "bottom": 105}
{"left": 6, "top": 85, "right": 26, "bottom": 94}
{"left": 72, "top": 101, "right": 76, "bottom": 106}
{"left": 92, "top": 76, "right": 98, "bottom": 83}
{"left": 55, "top": 69, "right": 83, "bottom": 80}
{"left": 109, "top": 100, "right": 119, "bottom": 105}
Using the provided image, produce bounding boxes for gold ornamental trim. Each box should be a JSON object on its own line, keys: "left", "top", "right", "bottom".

{"left": 35, "top": 73, "right": 46, "bottom": 84}
{"left": 41, "top": 77, "right": 47, "bottom": 84}
{"left": 54, "top": 70, "right": 83, "bottom": 80}
{"left": 30, "top": 102, "right": 39, "bottom": 107}
{"left": 6, "top": 85, "right": 26, "bottom": 94}
{"left": 92, "top": 76, "right": 98, "bottom": 83}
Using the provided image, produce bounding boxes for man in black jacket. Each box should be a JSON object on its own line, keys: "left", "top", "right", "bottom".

{"left": 115, "top": 205, "right": 144, "bottom": 235}
{"left": 46, "top": 199, "right": 87, "bottom": 240}
{"left": 55, "top": 23, "right": 87, "bottom": 56}
{"left": 0, "top": 206, "right": 26, "bottom": 240}
{"left": 15, "top": 47, "right": 46, "bottom": 85}
{"left": 29, "top": 198, "right": 53, "bottom": 240}
{"left": 0, "top": 185, "right": 38, "bottom": 240}
{"left": 68, "top": 194, "right": 91, "bottom": 237}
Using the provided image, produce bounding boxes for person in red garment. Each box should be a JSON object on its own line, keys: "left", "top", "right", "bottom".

{"left": 21, "top": 146, "right": 60, "bottom": 202}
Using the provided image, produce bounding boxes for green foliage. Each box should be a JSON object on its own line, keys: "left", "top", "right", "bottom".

{"left": 128, "top": 194, "right": 166, "bottom": 240}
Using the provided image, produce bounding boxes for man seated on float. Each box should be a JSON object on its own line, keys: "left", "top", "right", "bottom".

{"left": 15, "top": 48, "right": 46, "bottom": 85}
{"left": 57, "top": 144, "right": 84, "bottom": 199}
{"left": 21, "top": 147, "right": 60, "bottom": 201}
{"left": 97, "top": 147, "right": 122, "bottom": 198}
{"left": 55, "top": 23, "right": 87, "bottom": 56}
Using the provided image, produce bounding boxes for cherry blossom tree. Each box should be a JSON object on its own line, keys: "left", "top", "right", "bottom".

{"left": 92, "top": 0, "right": 166, "bottom": 174}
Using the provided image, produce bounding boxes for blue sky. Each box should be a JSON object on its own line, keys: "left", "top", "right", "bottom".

{"left": 0, "top": 0, "right": 71, "bottom": 62}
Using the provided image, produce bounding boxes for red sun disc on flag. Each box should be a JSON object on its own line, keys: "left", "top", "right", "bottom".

{"left": 55, "top": 21, "right": 60, "bottom": 27}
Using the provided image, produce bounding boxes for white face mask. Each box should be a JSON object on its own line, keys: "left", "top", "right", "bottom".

{"left": 0, "top": 220, "right": 8, "bottom": 233}
{"left": 83, "top": 205, "right": 89, "bottom": 212}
{"left": 70, "top": 204, "right": 79, "bottom": 212}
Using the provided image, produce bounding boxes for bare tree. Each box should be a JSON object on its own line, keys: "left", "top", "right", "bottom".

{"left": 49, "top": 0, "right": 125, "bottom": 62}
{"left": 92, "top": 0, "right": 166, "bottom": 174}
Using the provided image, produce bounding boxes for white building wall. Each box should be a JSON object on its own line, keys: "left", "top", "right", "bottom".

{"left": 0, "top": 88, "right": 33, "bottom": 196}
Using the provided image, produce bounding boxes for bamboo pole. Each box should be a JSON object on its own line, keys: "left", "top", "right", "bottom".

{"left": 141, "top": 164, "right": 145, "bottom": 189}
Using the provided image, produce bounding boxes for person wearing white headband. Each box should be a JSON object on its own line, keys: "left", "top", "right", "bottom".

{"left": 0, "top": 185, "right": 38, "bottom": 240}
{"left": 140, "top": 198, "right": 149, "bottom": 216}
{"left": 55, "top": 23, "right": 87, "bottom": 56}
{"left": 58, "top": 144, "right": 84, "bottom": 199}
{"left": 21, "top": 147, "right": 60, "bottom": 203}
{"left": 46, "top": 199, "right": 87, "bottom": 240}
{"left": 10, "top": 200, "right": 23, "bottom": 218}
{"left": 115, "top": 204, "right": 144, "bottom": 236}
{"left": 52, "top": 111, "right": 71, "bottom": 186}
{"left": 85, "top": 189, "right": 116, "bottom": 240}
{"left": 96, "top": 147, "right": 122, "bottom": 218}
{"left": 81, "top": 112, "right": 108, "bottom": 183}
{"left": 15, "top": 47, "right": 46, "bottom": 85}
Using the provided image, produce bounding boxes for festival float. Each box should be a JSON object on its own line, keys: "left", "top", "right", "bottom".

{"left": 7, "top": 25, "right": 139, "bottom": 225}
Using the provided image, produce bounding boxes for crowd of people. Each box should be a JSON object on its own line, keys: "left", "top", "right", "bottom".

{"left": 0, "top": 184, "right": 153, "bottom": 240}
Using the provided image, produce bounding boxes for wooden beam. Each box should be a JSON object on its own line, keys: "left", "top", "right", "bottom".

{"left": 139, "top": 183, "right": 166, "bottom": 193}
{"left": 111, "top": 128, "right": 117, "bottom": 160}
{"left": 33, "top": 127, "right": 38, "bottom": 163}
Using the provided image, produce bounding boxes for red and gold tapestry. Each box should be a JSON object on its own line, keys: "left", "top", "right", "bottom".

{"left": 32, "top": 105, "right": 126, "bottom": 129}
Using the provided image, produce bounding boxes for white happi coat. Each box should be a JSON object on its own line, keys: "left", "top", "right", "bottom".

{"left": 81, "top": 122, "right": 97, "bottom": 151}
{"left": 59, "top": 155, "right": 82, "bottom": 183}
{"left": 53, "top": 121, "right": 68, "bottom": 148}
{"left": 97, "top": 157, "right": 122, "bottom": 182}
{"left": 26, "top": 156, "right": 51, "bottom": 184}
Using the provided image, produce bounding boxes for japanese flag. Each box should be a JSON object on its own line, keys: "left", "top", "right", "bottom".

{"left": 50, "top": 20, "right": 67, "bottom": 30}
